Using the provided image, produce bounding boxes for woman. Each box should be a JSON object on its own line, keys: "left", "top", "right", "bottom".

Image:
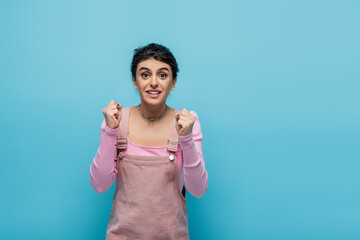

{"left": 90, "top": 43, "right": 208, "bottom": 239}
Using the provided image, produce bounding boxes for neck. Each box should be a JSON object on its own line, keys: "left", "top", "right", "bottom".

{"left": 138, "top": 102, "right": 167, "bottom": 119}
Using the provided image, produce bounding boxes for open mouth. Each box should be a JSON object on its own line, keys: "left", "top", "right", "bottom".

{"left": 146, "top": 90, "right": 162, "bottom": 96}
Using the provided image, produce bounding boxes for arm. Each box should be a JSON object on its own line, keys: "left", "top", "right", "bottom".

{"left": 90, "top": 119, "right": 119, "bottom": 193}
{"left": 178, "top": 111, "right": 208, "bottom": 198}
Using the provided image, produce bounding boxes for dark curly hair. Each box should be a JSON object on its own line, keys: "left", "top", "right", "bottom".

{"left": 131, "top": 43, "right": 179, "bottom": 80}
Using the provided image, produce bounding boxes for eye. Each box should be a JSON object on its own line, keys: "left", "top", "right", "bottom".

{"left": 159, "top": 73, "right": 167, "bottom": 78}
{"left": 141, "top": 72, "right": 150, "bottom": 78}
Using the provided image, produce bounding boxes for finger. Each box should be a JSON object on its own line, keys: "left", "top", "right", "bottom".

{"left": 179, "top": 113, "right": 193, "bottom": 123}
{"left": 111, "top": 102, "right": 121, "bottom": 110}
{"left": 182, "top": 108, "right": 190, "bottom": 115}
{"left": 181, "top": 111, "right": 195, "bottom": 122}
{"left": 110, "top": 108, "right": 119, "bottom": 116}
{"left": 176, "top": 115, "right": 186, "bottom": 123}
{"left": 176, "top": 121, "right": 183, "bottom": 131}
{"left": 181, "top": 109, "right": 194, "bottom": 119}
{"left": 176, "top": 113, "right": 180, "bottom": 121}
{"left": 177, "top": 119, "right": 187, "bottom": 127}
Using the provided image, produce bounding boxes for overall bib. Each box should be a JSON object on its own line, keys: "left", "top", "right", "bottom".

{"left": 106, "top": 107, "right": 189, "bottom": 240}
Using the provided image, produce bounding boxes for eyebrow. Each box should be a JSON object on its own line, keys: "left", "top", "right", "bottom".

{"left": 138, "top": 67, "right": 170, "bottom": 72}
{"left": 138, "top": 67, "right": 150, "bottom": 72}
{"left": 158, "top": 67, "right": 170, "bottom": 72}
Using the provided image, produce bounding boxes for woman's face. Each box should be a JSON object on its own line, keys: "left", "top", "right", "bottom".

{"left": 132, "top": 58, "right": 177, "bottom": 106}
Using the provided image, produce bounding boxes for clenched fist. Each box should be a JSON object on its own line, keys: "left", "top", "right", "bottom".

{"left": 102, "top": 100, "right": 122, "bottom": 129}
{"left": 175, "top": 108, "right": 195, "bottom": 137}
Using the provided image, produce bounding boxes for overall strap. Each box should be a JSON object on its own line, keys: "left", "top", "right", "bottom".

{"left": 167, "top": 109, "right": 181, "bottom": 153}
{"left": 116, "top": 106, "right": 131, "bottom": 151}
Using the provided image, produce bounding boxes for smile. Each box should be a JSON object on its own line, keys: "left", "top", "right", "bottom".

{"left": 145, "top": 90, "right": 162, "bottom": 98}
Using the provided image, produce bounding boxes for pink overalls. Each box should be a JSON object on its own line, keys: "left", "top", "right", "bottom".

{"left": 106, "top": 106, "right": 189, "bottom": 240}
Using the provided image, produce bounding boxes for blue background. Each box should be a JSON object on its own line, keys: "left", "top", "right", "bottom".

{"left": 1, "top": 0, "right": 359, "bottom": 239}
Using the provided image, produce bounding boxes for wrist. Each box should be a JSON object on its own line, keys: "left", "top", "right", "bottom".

{"left": 179, "top": 132, "right": 193, "bottom": 142}
{"left": 104, "top": 124, "right": 120, "bottom": 135}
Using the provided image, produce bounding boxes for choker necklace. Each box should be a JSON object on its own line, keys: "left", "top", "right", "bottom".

{"left": 138, "top": 104, "right": 168, "bottom": 121}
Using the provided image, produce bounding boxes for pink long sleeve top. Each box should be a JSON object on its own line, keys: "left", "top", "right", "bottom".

{"left": 90, "top": 110, "right": 208, "bottom": 198}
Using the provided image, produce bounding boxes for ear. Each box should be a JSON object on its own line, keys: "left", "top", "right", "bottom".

{"left": 170, "top": 77, "right": 177, "bottom": 91}
{"left": 132, "top": 76, "right": 138, "bottom": 89}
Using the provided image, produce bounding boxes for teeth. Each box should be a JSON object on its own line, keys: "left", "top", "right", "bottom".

{"left": 148, "top": 91, "right": 160, "bottom": 95}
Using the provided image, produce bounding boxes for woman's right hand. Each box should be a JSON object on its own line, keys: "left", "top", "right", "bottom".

{"left": 102, "top": 100, "right": 122, "bottom": 129}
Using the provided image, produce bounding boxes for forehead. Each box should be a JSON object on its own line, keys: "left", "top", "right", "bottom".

{"left": 137, "top": 59, "right": 171, "bottom": 72}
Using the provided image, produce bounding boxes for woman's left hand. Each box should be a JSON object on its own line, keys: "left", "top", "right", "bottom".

{"left": 175, "top": 108, "right": 195, "bottom": 137}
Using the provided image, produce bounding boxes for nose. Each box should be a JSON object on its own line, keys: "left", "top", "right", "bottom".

{"left": 150, "top": 75, "right": 158, "bottom": 88}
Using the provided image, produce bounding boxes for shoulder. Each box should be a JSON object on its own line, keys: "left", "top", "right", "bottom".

{"left": 189, "top": 110, "right": 199, "bottom": 119}
{"left": 122, "top": 106, "right": 133, "bottom": 111}
{"left": 120, "top": 106, "right": 134, "bottom": 117}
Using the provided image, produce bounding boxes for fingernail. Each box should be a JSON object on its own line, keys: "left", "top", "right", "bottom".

{"left": 176, "top": 114, "right": 180, "bottom": 117}
{"left": 117, "top": 103, "right": 119, "bottom": 106}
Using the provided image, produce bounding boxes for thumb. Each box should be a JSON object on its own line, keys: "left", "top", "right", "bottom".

{"left": 116, "top": 103, "right": 122, "bottom": 110}
{"left": 176, "top": 113, "right": 180, "bottom": 121}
